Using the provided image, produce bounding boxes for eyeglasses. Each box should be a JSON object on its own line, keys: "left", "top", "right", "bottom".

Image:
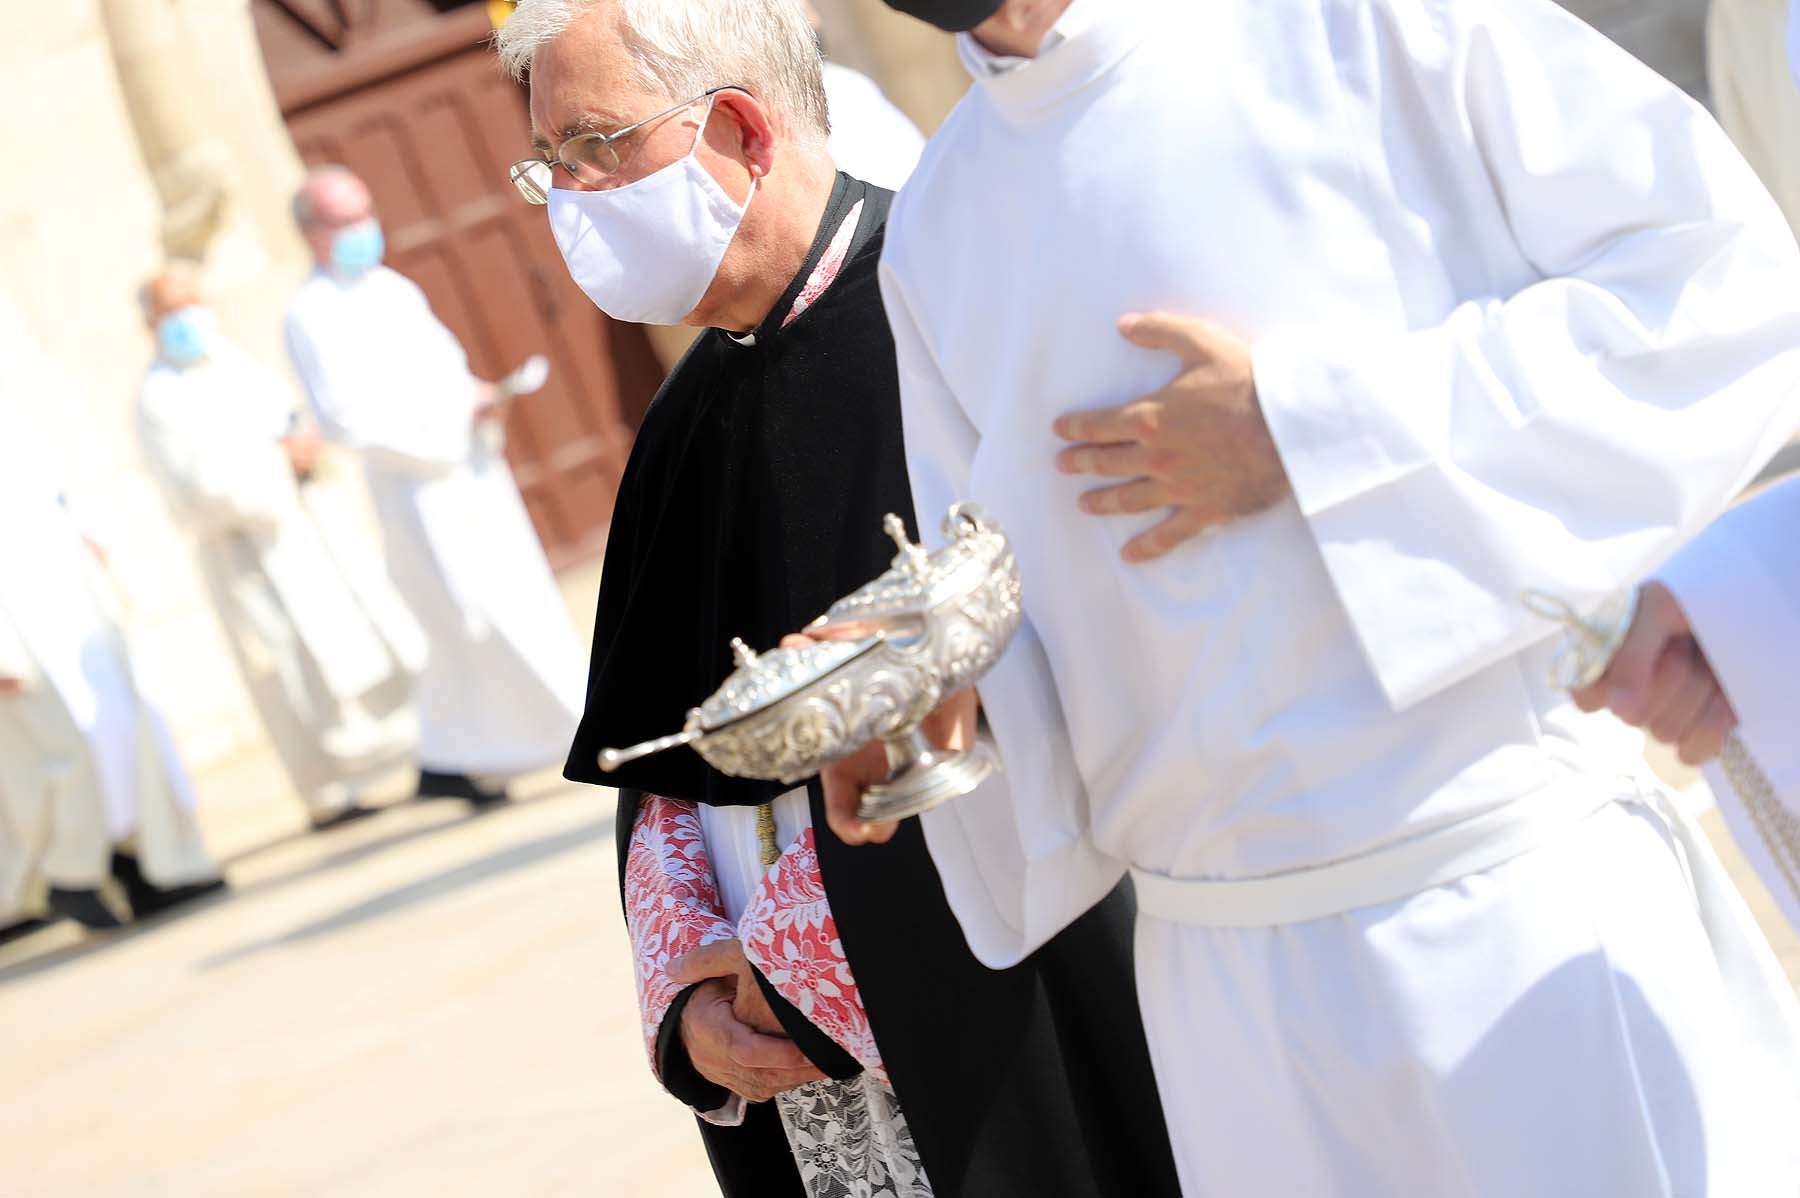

{"left": 509, "top": 84, "right": 748, "bottom": 205}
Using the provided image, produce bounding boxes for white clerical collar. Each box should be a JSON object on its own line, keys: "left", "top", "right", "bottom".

{"left": 956, "top": 0, "right": 1158, "bottom": 123}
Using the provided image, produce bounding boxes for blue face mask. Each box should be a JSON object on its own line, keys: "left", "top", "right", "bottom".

{"left": 157, "top": 306, "right": 218, "bottom": 366}
{"left": 331, "top": 219, "right": 385, "bottom": 276}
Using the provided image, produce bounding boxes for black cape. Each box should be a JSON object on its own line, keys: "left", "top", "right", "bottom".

{"left": 566, "top": 174, "right": 1181, "bottom": 1198}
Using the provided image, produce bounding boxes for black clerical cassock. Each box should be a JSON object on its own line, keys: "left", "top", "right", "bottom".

{"left": 565, "top": 174, "right": 1181, "bottom": 1198}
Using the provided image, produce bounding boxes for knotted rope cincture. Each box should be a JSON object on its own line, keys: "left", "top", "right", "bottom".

{"left": 1524, "top": 587, "right": 1800, "bottom": 911}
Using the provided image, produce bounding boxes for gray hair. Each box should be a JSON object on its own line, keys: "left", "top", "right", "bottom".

{"left": 496, "top": 0, "right": 829, "bottom": 140}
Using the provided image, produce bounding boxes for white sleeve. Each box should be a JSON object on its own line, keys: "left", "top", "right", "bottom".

{"left": 1252, "top": 0, "right": 1800, "bottom": 711}
{"left": 137, "top": 393, "right": 289, "bottom": 533}
{"left": 284, "top": 303, "right": 470, "bottom": 477}
{"left": 881, "top": 259, "right": 1127, "bottom": 967}
{"left": 1658, "top": 476, "right": 1800, "bottom": 805}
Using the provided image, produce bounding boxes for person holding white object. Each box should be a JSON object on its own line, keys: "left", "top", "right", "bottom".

{"left": 285, "top": 166, "right": 585, "bottom": 806}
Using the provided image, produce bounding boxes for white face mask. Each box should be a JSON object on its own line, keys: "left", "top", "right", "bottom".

{"left": 547, "top": 98, "right": 755, "bottom": 326}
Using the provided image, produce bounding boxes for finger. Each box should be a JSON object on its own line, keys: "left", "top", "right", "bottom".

{"left": 922, "top": 689, "right": 978, "bottom": 753}
{"left": 666, "top": 939, "right": 746, "bottom": 985}
{"left": 1121, "top": 507, "right": 1222, "bottom": 563}
{"left": 822, "top": 745, "right": 897, "bottom": 847}
{"left": 736, "top": 1066, "right": 830, "bottom": 1103}
{"left": 1055, "top": 442, "right": 1151, "bottom": 479}
{"left": 858, "top": 817, "right": 900, "bottom": 846}
{"left": 1603, "top": 588, "right": 1684, "bottom": 726}
{"left": 1052, "top": 403, "right": 1136, "bottom": 445}
{"left": 729, "top": 1026, "right": 814, "bottom": 1071}
{"left": 732, "top": 989, "right": 786, "bottom": 1037}
{"left": 1117, "top": 311, "right": 1216, "bottom": 364}
{"left": 1079, "top": 478, "right": 1169, "bottom": 516}
{"left": 779, "top": 633, "right": 816, "bottom": 650}
{"left": 1646, "top": 644, "right": 1712, "bottom": 745}
{"left": 746, "top": 1066, "right": 829, "bottom": 1101}
{"left": 1677, "top": 690, "right": 1737, "bottom": 767}
{"left": 1570, "top": 680, "right": 1608, "bottom": 714}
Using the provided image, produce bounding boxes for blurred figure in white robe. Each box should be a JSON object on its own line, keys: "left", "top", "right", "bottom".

{"left": 285, "top": 167, "right": 586, "bottom": 805}
{"left": 137, "top": 265, "right": 418, "bottom": 828}
{"left": 803, "top": 0, "right": 927, "bottom": 190}
{"left": 0, "top": 303, "right": 220, "bottom": 930}
{"left": 1710, "top": 0, "right": 1800, "bottom": 233}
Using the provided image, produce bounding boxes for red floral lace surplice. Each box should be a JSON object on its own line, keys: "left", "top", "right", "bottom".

{"left": 624, "top": 795, "right": 883, "bottom": 1079}
{"left": 623, "top": 795, "right": 737, "bottom": 1069}
{"left": 739, "top": 827, "right": 887, "bottom": 1082}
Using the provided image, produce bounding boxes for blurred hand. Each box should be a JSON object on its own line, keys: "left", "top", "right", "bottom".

{"left": 0, "top": 677, "right": 26, "bottom": 696}
{"left": 282, "top": 430, "right": 322, "bottom": 480}
{"left": 674, "top": 978, "right": 824, "bottom": 1103}
{"left": 1571, "top": 581, "right": 1736, "bottom": 766}
{"left": 668, "top": 939, "right": 783, "bottom": 1036}
{"left": 1053, "top": 311, "right": 1288, "bottom": 562}
{"left": 821, "top": 688, "right": 980, "bottom": 847}
{"left": 472, "top": 381, "right": 508, "bottom": 427}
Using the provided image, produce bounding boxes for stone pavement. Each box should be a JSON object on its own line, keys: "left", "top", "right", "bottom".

{"left": 0, "top": 776, "right": 718, "bottom": 1198}
{"left": 1, "top": 568, "right": 1796, "bottom": 1198}
{"left": 0, "top": 563, "right": 719, "bottom": 1197}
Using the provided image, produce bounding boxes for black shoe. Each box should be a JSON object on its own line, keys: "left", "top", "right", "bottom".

{"left": 131, "top": 877, "right": 227, "bottom": 919}
{"left": 110, "top": 852, "right": 227, "bottom": 919}
{"left": 47, "top": 887, "right": 125, "bottom": 930}
{"left": 309, "top": 802, "right": 381, "bottom": 832}
{"left": 0, "top": 916, "right": 48, "bottom": 945}
{"left": 415, "top": 769, "right": 508, "bottom": 806}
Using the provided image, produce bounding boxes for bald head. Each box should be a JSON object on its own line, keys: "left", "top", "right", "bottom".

{"left": 294, "top": 166, "right": 376, "bottom": 267}
{"left": 141, "top": 264, "right": 203, "bottom": 327}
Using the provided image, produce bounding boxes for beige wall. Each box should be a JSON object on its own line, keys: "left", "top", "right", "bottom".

{"left": 2, "top": 0, "right": 313, "bottom": 771}
{"left": 814, "top": 0, "right": 969, "bottom": 134}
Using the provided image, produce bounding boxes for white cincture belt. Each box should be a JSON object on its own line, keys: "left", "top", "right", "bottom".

{"left": 1130, "top": 775, "right": 1628, "bottom": 929}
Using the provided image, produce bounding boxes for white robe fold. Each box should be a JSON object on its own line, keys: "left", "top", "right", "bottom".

{"left": 285, "top": 267, "right": 584, "bottom": 776}
{"left": 138, "top": 347, "right": 418, "bottom": 812}
{"left": 882, "top": 0, "right": 1800, "bottom": 1190}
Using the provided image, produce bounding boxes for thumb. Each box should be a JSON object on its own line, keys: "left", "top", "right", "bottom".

{"left": 667, "top": 938, "right": 744, "bottom": 985}
{"left": 822, "top": 745, "right": 899, "bottom": 847}
{"left": 1604, "top": 585, "right": 1685, "bottom": 725}
{"left": 1118, "top": 311, "right": 1213, "bottom": 363}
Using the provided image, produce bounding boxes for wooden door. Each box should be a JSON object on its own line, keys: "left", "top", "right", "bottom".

{"left": 253, "top": 0, "right": 664, "bottom": 567}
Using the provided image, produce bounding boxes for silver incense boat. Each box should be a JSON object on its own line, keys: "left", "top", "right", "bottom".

{"left": 597, "top": 504, "right": 1023, "bottom": 822}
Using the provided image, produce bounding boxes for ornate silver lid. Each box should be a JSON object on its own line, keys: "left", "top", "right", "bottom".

{"left": 690, "top": 635, "right": 884, "bottom": 732}
{"left": 598, "top": 503, "right": 1022, "bottom": 797}
{"left": 811, "top": 504, "right": 1006, "bottom": 636}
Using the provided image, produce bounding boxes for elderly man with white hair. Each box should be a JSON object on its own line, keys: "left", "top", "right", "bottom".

{"left": 495, "top": 2, "right": 1181, "bottom": 1196}
{"left": 139, "top": 263, "right": 418, "bottom": 827}
{"left": 285, "top": 166, "right": 586, "bottom": 807}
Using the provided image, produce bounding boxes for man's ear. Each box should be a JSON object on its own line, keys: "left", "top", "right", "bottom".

{"left": 711, "top": 88, "right": 778, "bottom": 179}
